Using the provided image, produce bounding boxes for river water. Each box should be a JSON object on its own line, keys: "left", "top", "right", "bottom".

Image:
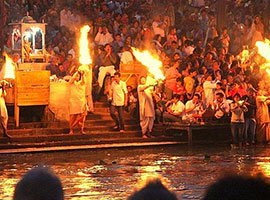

{"left": 1, "top": 144, "right": 270, "bottom": 200}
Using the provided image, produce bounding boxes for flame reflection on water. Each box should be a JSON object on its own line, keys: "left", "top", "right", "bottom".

{"left": 1, "top": 147, "right": 270, "bottom": 199}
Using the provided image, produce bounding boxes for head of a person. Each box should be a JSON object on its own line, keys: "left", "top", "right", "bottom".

{"left": 13, "top": 166, "right": 63, "bottom": 200}
{"left": 102, "top": 26, "right": 108, "bottom": 34}
{"left": 127, "top": 85, "right": 133, "bottom": 93}
{"left": 128, "top": 178, "right": 178, "bottom": 200}
{"left": 216, "top": 92, "right": 224, "bottom": 103}
{"left": 189, "top": 68, "right": 197, "bottom": 77}
{"left": 233, "top": 93, "right": 241, "bottom": 102}
{"left": 114, "top": 71, "right": 121, "bottom": 84}
{"left": 216, "top": 82, "right": 222, "bottom": 90}
{"left": 173, "top": 53, "right": 181, "bottom": 61}
{"left": 172, "top": 94, "right": 181, "bottom": 103}
{"left": 203, "top": 174, "right": 270, "bottom": 200}
{"left": 104, "top": 44, "right": 112, "bottom": 53}
{"left": 206, "top": 73, "right": 213, "bottom": 81}
{"left": 247, "top": 88, "right": 255, "bottom": 96}
{"left": 140, "top": 76, "right": 146, "bottom": 85}
{"left": 115, "top": 33, "right": 121, "bottom": 41}
{"left": 171, "top": 41, "right": 178, "bottom": 50}
{"left": 193, "top": 93, "right": 200, "bottom": 104}
{"left": 51, "top": 56, "right": 58, "bottom": 65}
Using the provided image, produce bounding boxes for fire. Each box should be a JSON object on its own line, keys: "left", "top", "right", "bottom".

{"left": 3, "top": 53, "right": 16, "bottom": 79}
{"left": 256, "top": 39, "right": 270, "bottom": 76}
{"left": 131, "top": 47, "right": 165, "bottom": 80}
{"left": 79, "top": 25, "right": 92, "bottom": 65}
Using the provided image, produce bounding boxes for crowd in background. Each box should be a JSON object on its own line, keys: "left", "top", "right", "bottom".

{"left": 2, "top": 0, "right": 270, "bottom": 146}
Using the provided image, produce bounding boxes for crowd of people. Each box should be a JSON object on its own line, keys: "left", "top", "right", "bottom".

{"left": 2, "top": 0, "right": 270, "bottom": 147}
{"left": 11, "top": 166, "right": 270, "bottom": 200}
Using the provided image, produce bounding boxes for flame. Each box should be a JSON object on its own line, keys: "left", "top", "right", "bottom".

{"left": 3, "top": 53, "right": 16, "bottom": 79}
{"left": 131, "top": 47, "right": 165, "bottom": 80}
{"left": 256, "top": 39, "right": 270, "bottom": 76}
{"left": 79, "top": 25, "right": 92, "bottom": 65}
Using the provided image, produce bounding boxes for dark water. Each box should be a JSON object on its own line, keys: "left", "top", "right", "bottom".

{"left": 1, "top": 145, "right": 270, "bottom": 200}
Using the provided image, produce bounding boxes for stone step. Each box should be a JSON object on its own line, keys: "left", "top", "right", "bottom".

{"left": 8, "top": 119, "right": 139, "bottom": 129}
{"left": 87, "top": 112, "right": 133, "bottom": 120}
{"left": 0, "top": 135, "right": 181, "bottom": 150}
{"left": 6, "top": 124, "right": 143, "bottom": 136}
{"left": 93, "top": 102, "right": 109, "bottom": 108}
{"left": 0, "top": 128, "right": 166, "bottom": 145}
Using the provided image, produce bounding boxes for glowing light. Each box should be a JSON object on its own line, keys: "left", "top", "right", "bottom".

{"left": 131, "top": 47, "right": 165, "bottom": 80}
{"left": 79, "top": 25, "right": 92, "bottom": 65}
{"left": 3, "top": 53, "right": 16, "bottom": 79}
{"left": 256, "top": 39, "right": 270, "bottom": 77}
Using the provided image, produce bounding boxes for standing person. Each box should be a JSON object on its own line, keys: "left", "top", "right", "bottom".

{"left": 244, "top": 88, "right": 257, "bottom": 145}
{"left": 256, "top": 88, "right": 270, "bottom": 144}
{"left": 138, "top": 76, "right": 155, "bottom": 138}
{"left": 0, "top": 80, "right": 10, "bottom": 138}
{"left": 230, "top": 93, "right": 248, "bottom": 148}
{"left": 69, "top": 70, "right": 87, "bottom": 135}
{"left": 109, "top": 72, "right": 127, "bottom": 133}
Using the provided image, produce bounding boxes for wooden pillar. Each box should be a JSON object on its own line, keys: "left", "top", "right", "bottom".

{"left": 217, "top": 0, "right": 226, "bottom": 32}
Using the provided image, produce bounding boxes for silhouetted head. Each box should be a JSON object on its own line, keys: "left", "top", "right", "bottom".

{"left": 13, "top": 166, "right": 63, "bottom": 200}
{"left": 203, "top": 174, "right": 270, "bottom": 200}
{"left": 128, "top": 178, "right": 178, "bottom": 200}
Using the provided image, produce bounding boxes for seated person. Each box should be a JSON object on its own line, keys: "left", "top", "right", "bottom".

{"left": 127, "top": 85, "right": 138, "bottom": 119}
{"left": 163, "top": 94, "right": 185, "bottom": 122}
{"left": 46, "top": 56, "right": 59, "bottom": 76}
{"left": 183, "top": 93, "right": 205, "bottom": 123}
{"left": 153, "top": 87, "right": 168, "bottom": 123}
{"left": 98, "top": 44, "right": 118, "bottom": 87}
{"left": 173, "top": 77, "right": 185, "bottom": 102}
{"left": 212, "top": 92, "right": 230, "bottom": 122}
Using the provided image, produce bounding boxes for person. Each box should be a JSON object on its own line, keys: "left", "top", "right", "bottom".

{"left": 183, "top": 93, "right": 205, "bottom": 123}
{"left": 230, "top": 93, "right": 248, "bottom": 148}
{"left": 69, "top": 70, "right": 87, "bottom": 135}
{"left": 212, "top": 92, "right": 230, "bottom": 123}
{"left": 163, "top": 94, "right": 185, "bottom": 122}
{"left": 203, "top": 174, "right": 270, "bottom": 200}
{"left": 138, "top": 76, "right": 155, "bottom": 138}
{"left": 203, "top": 73, "right": 216, "bottom": 107}
{"left": 256, "top": 87, "right": 270, "bottom": 144}
{"left": 13, "top": 166, "right": 64, "bottom": 200}
{"left": 128, "top": 177, "right": 178, "bottom": 200}
{"left": 0, "top": 80, "right": 10, "bottom": 138}
{"left": 109, "top": 72, "right": 127, "bottom": 133}
{"left": 243, "top": 88, "right": 257, "bottom": 145}
{"left": 98, "top": 44, "right": 117, "bottom": 88}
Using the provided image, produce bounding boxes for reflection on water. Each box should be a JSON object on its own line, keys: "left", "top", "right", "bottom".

{"left": 1, "top": 145, "right": 270, "bottom": 199}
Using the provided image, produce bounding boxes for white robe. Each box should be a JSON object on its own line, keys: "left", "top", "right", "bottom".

{"left": 69, "top": 81, "right": 87, "bottom": 115}
{"left": 138, "top": 84, "right": 155, "bottom": 134}
{"left": 0, "top": 89, "right": 8, "bottom": 129}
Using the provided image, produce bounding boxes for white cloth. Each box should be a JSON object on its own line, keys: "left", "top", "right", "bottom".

{"left": 138, "top": 83, "right": 155, "bottom": 134}
{"left": 0, "top": 89, "right": 8, "bottom": 129}
{"left": 138, "top": 84, "right": 155, "bottom": 120}
{"left": 203, "top": 80, "right": 216, "bottom": 106}
{"left": 120, "top": 51, "right": 134, "bottom": 64}
{"left": 152, "top": 21, "right": 165, "bottom": 37}
{"left": 111, "top": 80, "right": 127, "bottom": 106}
{"left": 140, "top": 117, "right": 154, "bottom": 134}
{"left": 85, "top": 67, "right": 94, "bottom": 112}
{"left": 170, "top": 101, "right": 185, "bottom": 116}
{"left": 212, "top": 99, "right": 230, "bottom": 119}
{"left": 60, "top": 9, "right": 71, "bottom": 27}
{"left": 69, "top": 80, "right": 87, "bottom": 115}
{"left": 98, "top": 65, "right": 115, "bottom": 87}
{"left": 95, "top": 32, "right": 114, "bottom": 46}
